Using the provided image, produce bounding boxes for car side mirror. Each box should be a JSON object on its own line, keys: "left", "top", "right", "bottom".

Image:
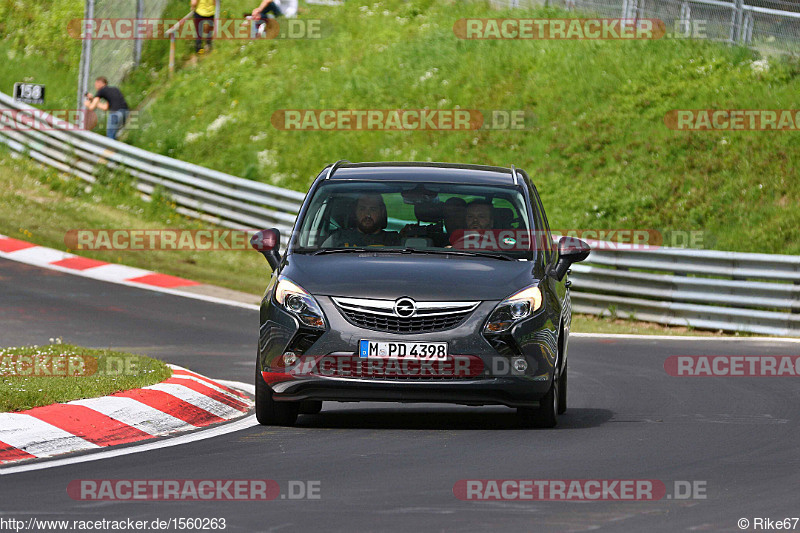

{"left": 250, "top": 228, "right": 281, "bottom": 270}
{"left": 553, "top": 237, "right": 590, "bottom": 281}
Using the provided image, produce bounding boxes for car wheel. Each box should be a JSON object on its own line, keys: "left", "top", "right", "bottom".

{"left": 517, "top": 374, "right": 558, "bottom": 429}
{"left": 299, "top": 400, "right": 323, "bottom": 415}
{"left": 557, "top": 365, "right": 567, "bottom": 415}
{"left": 255, "top": 366, "right": 299, "bottom": 426}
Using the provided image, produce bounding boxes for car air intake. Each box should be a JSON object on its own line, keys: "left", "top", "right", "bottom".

{"left": 332, "top": 297, "right": 480, "bottom": 334}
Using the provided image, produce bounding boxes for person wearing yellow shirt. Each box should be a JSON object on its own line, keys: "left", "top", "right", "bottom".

{"left": 191, "top": 0, "right": 216, "bottom": 53}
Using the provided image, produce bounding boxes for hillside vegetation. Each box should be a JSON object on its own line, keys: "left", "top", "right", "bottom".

{"left": 1, "top": 0, "right": 799, "bottom": 253}
{"left": 123, "top": 0, "right": 800, "bottom": 253}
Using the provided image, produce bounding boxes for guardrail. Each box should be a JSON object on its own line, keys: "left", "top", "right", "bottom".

{"left": 568, "top": 246, "right": 800, "bottom": 336}
{"left": 1, "top": 92, "right": 798, "bottom": 336}
{"left": 0, "top": 92, "right": 303, "bottom": 236}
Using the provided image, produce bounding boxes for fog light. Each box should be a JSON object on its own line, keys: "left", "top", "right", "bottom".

{"left": 283, "top": 352, "right": 298, "bottom": 366}
{"left": 512, "top": 358, "right": 528, "bottom": 372}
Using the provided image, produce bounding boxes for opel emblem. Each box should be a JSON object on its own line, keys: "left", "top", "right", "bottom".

{"left": 393, "top": 297, "right": 416, "bottom": 318}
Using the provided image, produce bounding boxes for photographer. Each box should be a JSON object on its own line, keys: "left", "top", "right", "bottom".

{"left": 84, "top": 77, "right": 129, "bottom": 140}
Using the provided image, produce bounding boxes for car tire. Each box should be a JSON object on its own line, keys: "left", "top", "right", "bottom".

{"left": 557, "top": 365, "right": 567, "bottom": 415}
{"left": 517, "top": 374, "right": 558, "bottom": 429}
{"left": 255, "top": 366, "right": 299, "bottom": 426}
{"left": 299, "top": 400, "right": 323, "bottom": 415}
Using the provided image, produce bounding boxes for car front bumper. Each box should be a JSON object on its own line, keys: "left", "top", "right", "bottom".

{"left": 259, "top": 294, "right": 560, "bottom": 408}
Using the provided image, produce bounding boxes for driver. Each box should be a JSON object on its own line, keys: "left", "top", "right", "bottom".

{"left": 322, "top": 194, "right": 401, "bottom": 248}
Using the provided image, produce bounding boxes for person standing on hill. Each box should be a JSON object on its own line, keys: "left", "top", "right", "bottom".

{"left": 84, "top": 77, "right": 129, "bottom": 140}
{"left": 251, "top": 0, "right": 284, "bottom": 22}
{"left": 191, "top": 0, "right": 216, "bottom": 53}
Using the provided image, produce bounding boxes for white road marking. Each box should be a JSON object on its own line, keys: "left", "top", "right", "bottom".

{"left": 85, "top": 263, "right": 153, "bottom": 282}
{"left": 69, "top": 396, "right": 189, "bottom": 436}
{"left": 0, "top": 414, "right": 99, "bottom": 458}
{"left": 144, "top": 383, "right": 246, "bottom": 419}
{"left": 4, "top": 246, "right": 72, "bottom": 264}
{"left": 169, "top": 374, "right": 250, "bottom": 400}
{"left": 0, "top": 413, "right": 258, "bottom": 476}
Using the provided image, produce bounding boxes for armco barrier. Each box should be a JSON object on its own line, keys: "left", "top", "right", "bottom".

{"left": 569, "top": 247, "right": 800, "bottom": 336}
{"left": 1, "top": 93, "right": 798, "bottom": 336}
{"left": 0, "top": 92, "right": 304, "bottom": 236}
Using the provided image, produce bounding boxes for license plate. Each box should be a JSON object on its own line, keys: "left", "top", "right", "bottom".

{"left": 359, "top": 340, "right": 448, "bottom": 359}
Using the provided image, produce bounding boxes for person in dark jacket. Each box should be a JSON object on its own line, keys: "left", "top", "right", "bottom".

{"left": 84, "top": 77, "right": 129, "bottom": 140}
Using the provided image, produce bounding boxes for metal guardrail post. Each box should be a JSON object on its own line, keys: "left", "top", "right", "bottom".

{"left": 133, "top": 0, "right": 144, "bottom": 66}
{"left": 76, "top": 0, "right": 95, "bottom": 131}
{"left": 733, "top": 0, "right": 745, "bottom": 43}
{"left": 169, "top": 34, "right": 176, "bottom": 76}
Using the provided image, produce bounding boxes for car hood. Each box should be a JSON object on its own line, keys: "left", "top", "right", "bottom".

{"left": 281, "top": 253, "right": 536, "bottom": 301}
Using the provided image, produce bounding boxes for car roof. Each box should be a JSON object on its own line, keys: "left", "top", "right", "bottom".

{"left": 323, "top": 162, "right": 519, "bottom": 186}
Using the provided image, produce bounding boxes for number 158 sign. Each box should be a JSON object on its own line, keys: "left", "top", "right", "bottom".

{"left": 13, "top": 83, "right": 45, "bottom": 105}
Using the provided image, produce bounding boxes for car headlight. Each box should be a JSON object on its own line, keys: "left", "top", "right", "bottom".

{"left": 484, "top": 285, "right": 542, "bottom": 333}
{"left": 272, "top": 275, "right": 326, "bottom": 329}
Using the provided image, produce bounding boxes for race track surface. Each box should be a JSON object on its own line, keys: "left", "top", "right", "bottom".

{"left": 1, "top": 258, "right": 798, "bottom": 532}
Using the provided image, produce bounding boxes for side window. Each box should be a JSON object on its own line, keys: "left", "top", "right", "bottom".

{"left": 491, "top": 197, "right": 523, "bottom": 230}
{"left": 527, "top": 182, "right": 554, "bottom": 264}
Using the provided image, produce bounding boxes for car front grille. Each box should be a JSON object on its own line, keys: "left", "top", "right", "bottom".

{"left": 331, "top": 297, "right": 480, "bottom": 334}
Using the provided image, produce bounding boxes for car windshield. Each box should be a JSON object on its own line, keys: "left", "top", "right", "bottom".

{"left": 291, "top": 180, "right": 538, "bottom": 260}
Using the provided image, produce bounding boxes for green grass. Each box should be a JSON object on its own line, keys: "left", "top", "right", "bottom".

{"left": 118, "top": 0, "right": 800, "bottom": 254}
{"left": 0, "top": 343, "right": 171, "bottom": 412}
{"left": 1, "top": 0, "right": 797, "bottom": 337}
{"left": 0, "top": 147, "right": 269, "bottom": 294}
{"left": 570, "top": 314, "right": 759, "bottom": 336}
{"left": 0, "top": 146, "right": 763, "bottom": 337}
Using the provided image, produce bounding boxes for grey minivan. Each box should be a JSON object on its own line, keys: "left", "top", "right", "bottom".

{"left": 251, "top": 161, "right": 590, "bottom": 428}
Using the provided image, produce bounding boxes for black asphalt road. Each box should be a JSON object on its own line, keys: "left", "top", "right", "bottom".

{"left": 1, "top": 258, "right": 799, "bottom": 532}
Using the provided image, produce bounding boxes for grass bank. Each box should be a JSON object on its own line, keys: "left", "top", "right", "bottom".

{"left": 0, "top": 343, "right": 171, "bottom": 412}
{"left": 121, "top": 0, "right": 800, "bottom": 254}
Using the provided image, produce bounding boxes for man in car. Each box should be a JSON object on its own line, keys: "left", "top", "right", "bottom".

{"left": 322, "top": 194, "right": 401, "bottom": 248}
{"left": 465, "top": 199, "right": 494, "bottom": 230}
{"left": 447, "top": 199, "right": 496, "bottom": 250}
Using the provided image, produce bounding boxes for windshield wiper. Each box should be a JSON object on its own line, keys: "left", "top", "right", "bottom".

{"left": 311, "top": 247, "right": 372, "bottom": 255}
{"left": 414, "top": 249, "right": 516, "bottom": 261}
{"left": 311, "top": 248, "right": 516, "bottom": 261}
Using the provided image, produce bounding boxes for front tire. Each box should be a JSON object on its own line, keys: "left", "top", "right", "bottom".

{"left": 557, "top": 365, "right": 567, "bottom": 415}
{"left": 255, "top": 367, "right": 299, "bottom": 426}
{"left": 517, "top": 374, "right": 558, "bottom": 428}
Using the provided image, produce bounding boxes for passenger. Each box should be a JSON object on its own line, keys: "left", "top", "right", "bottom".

{"left": 322, "top": 194, "right": 401, "bottom": 248}
{"left": 447, "top": 199, "right": 496, "bottom": 250}
{"left": 465, "top": 199, "right": 494, "bottom": 230}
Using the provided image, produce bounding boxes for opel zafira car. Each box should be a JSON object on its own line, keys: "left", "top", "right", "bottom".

{"left": 251, "top": 161, "right": 590, "bottom": 428}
